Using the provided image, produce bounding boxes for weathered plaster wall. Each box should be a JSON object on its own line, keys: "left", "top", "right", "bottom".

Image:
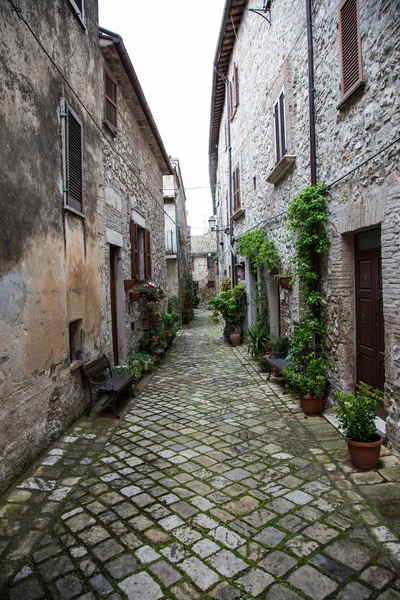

{"left": 100, "top": 51, "right": 168, "bottom": 363}
{"left": 0, "top": 0, "right": 103, "bottom": 491}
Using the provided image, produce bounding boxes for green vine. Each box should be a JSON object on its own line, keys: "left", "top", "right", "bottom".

{"left": 236, "top": 228, "right": 281, "bottom": 276}
{"left": 283, "top": 183, "right": 330, "bottom": 397}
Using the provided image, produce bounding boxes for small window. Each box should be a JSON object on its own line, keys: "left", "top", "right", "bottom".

{"left": 130, "top": 221, "right": 152, "bottom": 281}
{"left": 62, "top": 99, "right": 84, "bottom": 214}
{"left": 229, "top": 64, "right": 239, "bottom": 121}
{"left": 208, "top": 280, "right": 215, "bottom": 289}
{"left": 68, "top": 0, "right": 85, "bottom": 26}
{"left": 253, "top": 176, "right": 257, "bottom": 191}
{"left": 338, "top": 0, "right": 363, "bottom": 98}
{"left": 232, "top": 166, "right": 241, "bottom": 213}
{"left": 207, "top": 256, "right": 215, "bottom": 270}
{"left": 274, "top": 91, "right": 287, "bottom": 164}
{"left": 69, "top": 319, "right": 83, "bottom": 362}
{"left": 104, "top": 71, "right": 118, "bottom": 133}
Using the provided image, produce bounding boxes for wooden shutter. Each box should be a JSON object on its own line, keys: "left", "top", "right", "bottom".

{"left": 274, "top": 92, "right": 286, "bottom": 164}
{"left": 338, "top": 0, "right": 363, "bottom": 97}
{"left": 130, "top": 221, "right": 139, "bottom": 280}
{"left": 66, "top": 105, "right": 83, "bottom": 213}
{"left": 233, "top": 63, "right": 239, "bottom": 109}
{"left": 104, "top": 71, "right": 118, "bottom": 133}
{"left": 144, "top": 229, "right": 152, "bottom": 280}
{"left": 233, "top": 166, "right": 241, "bottom": 213}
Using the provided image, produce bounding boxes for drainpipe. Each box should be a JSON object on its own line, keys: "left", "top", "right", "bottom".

{"left": 175, "top": 193, "right": 183, "bottom": 327}
{"left": 306, "top": 0, "right": 317, "bottom": 185}
{"left": 226, "top": 79, "right": 237, "bottom": 288}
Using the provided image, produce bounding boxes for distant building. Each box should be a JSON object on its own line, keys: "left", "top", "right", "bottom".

{"left": 191, "top": 232, "right": 218, "bottom": 302}
{"left": 163, "top": 158, "right": 192, "bottom": 315}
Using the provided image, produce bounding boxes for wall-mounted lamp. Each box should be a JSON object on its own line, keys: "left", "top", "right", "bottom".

{"left": 208, "top": 215, "right": 230, "bottom": 235}
{"left": 248, "top": 0, "right": 271, "bottom": 24}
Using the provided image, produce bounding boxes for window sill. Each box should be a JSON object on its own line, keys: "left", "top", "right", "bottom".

{"left": 70, "top": 360, "right": 84, "bottom": 372}
{"left": 336, "top": 80, "right": 367, "bottom": 111}
{"left": 266, "top": 155, "right": 296, "bottom": 185}
{"left": 231, "top": 208, "right": 245, "bottom": 222}
{"left": 64, "top": 205, "right": 85, "bottom": 219}
{"left": 103, "top": 120, "right": 118, "bottom": 136}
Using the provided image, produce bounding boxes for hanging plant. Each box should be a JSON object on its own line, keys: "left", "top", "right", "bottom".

{"left": 236, "top": 228, "right": 281, "bottom": 276}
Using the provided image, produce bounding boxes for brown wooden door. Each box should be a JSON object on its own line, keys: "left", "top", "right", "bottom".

{"left": 110, "top": 246, "right": 119, "bottom": 365}
{"left": 355, "top": 247, "right": 384, "bottom": 390}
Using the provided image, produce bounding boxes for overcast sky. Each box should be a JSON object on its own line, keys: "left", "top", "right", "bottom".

{"left": 98, "top": 0, "right": 226, "bottom": 234}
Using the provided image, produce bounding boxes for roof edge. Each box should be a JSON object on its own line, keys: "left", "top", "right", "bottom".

{"left": 99, "top": 26, "right": 173, "bottom": 175}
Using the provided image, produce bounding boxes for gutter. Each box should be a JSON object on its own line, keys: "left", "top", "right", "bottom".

{"left": 99, "top": 26, "right": 173, "bottom": 175}
{"left": 305, "top": 0, "right": 317, "bottom": 184}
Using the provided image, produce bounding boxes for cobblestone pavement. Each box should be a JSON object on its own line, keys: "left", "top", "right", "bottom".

{"left": 1, "top": 310, "right": 400, "bottom": 600}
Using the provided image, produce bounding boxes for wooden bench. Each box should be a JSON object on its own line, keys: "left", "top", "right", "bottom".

{"left": 81, "top": 354, "right": 135, "bottom": 418}
{"left": 265, "top": 357, "right": 291, "bottom": 380}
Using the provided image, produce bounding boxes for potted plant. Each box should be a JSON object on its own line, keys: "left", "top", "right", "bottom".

{"left": 247, "top": 323, "right": 269, "bottom": 358}
{"left": 124, "top": 279, "right": 135, "bottom": 291}
{"left": 283, "top": 358, "right": 328, "bottom": 415}
{"left": 208, "top": 284, "right": 246, "bottom": 344}
{"left": 334, "top": 383, "right": 384, "bottom": 468}
{"left": 129, "top": 290, "right": 140, "bottom": 302}
{"left": 229, "top": 327, "right": 241, "bottom": 347}
{"left": 152, "top": 311, "right": 161, "bottom": 323}
{"left": 147, "top": 302, "right": 154, "bottom": 312}
{"left": 142, "top": 319, "right": 149, "bottom": 330}
{"left": 152, "top": 335, "right": 159, "bottom": 345}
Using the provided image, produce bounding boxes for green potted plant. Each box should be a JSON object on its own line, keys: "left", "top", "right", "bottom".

{"left": 247, "top": 323, "right": 269, "bottom": 357}
{"left": 283, "top": 358, "right": 328, "bottom": 415}
{"left": 334, "top": 383, "right": 384, "bottom": 468}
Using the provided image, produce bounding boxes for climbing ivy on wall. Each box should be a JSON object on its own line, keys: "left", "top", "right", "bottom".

{"left": 283, "top": 183, "right": 330, "bottom": 393}
{"left": 236, "top": 228, "right": 281, "bottom": 276}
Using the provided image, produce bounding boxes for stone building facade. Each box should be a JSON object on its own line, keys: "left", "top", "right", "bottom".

{"left": 163, "top": 159, "right": 191, "bottom": 309}
{"left": 191, "top": 232, "right": 218, "bottom": 302}
{"left": 0, "top": 0, "right": 103, "bottom": 492}
{"left": 209, "top": 1, "right": 400, "bottom": 449}
{"left": 99, "top": 30, "right": 172, "bottom": 365}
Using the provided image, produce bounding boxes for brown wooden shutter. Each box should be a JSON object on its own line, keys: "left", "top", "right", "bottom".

{"left": 338, "top": 0, "right": 363, "bottom": 97}
{"left": 228, "top": 81, "right": 233, "bottom": 121}
{"left": 144, "top": 229, "right": 152, "bottom": 280}
{"left": 104, "top": 71, "right": 118, "bottom": 133}
{"left": 233, "top": 63, "right": 239, "bottom": 108}
{"left": 279, "top": 92, "right": 286, "bottom": 157}
{"left": 274, "top": 102, "right": 281, "bottom": 163}
{"left": 66, "top": 105, "right": 83, "bottom": 213}
{"left": 233, "top": 166, "right": 241, "bottom": 213}
{"left": 130, "top": 220, "right": 139, "bottom": 280}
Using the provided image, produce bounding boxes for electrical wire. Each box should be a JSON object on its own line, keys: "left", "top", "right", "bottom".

{"left": 7, "top": 0, "right": 178, "bottom": 226}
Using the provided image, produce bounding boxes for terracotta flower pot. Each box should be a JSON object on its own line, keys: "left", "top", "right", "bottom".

{"left": 152, "top": 337, "right": 159, "bottom": 344}
{"left": 345, "top": 434, "right": 384, "bottom": 469}
{"left": 301, "top": 394, "right": 324, "bottom": 416}
{"left": 147, "top": 303, "right": 154, "bottom": 311}
{"left": 152, "top": 315, "right": 159, "bottom": 323}
{"left": 230, "top": 332, "right": 241, "bottom": 347}
{"left": 123, "top": 279, "right": 135, "bottom": 291}
{"left": 142, "top": 320, "right": 149, "bottom": 329}
{"left": 129, "top": 291, "right": 140, "bottom": 302}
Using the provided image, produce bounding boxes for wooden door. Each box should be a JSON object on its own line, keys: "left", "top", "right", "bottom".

{"left": 355, "top": 246, "right": 384, "bottom": 390}
{"left": 110, "top": 246, "right": 119, "bottom": 365}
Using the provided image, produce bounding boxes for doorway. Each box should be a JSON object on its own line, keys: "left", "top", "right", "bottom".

{"left": 355, "top": 228, "right": 385, "bottom": 392}
{"left": 110, "top": 245, "right": 119, "bottom": 365}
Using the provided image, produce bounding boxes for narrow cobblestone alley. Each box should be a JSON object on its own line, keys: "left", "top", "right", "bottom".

{"left": 1, "top": 310, "right": 400, "bottom": 600}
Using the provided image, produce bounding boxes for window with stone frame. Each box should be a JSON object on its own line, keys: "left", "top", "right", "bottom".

{"left": 207, "top": 256, "right": 215, "bottom": 270}
{"left": 232, "top": 166, "right": 241, "bottom": 214}
{"left": 274, "top": 90, "right": 287, "bottom": 164}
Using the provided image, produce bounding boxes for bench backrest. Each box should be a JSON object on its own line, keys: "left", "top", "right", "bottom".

{"left": 81, "top": 354, "right": 113, "bottom": 383}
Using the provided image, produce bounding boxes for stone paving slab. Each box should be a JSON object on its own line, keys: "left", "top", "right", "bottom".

{"left": 0, "top": 309, "right": 400, "bottom": 599}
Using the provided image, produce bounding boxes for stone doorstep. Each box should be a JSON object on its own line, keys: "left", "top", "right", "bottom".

{"left": 324, "top": 411, "right": 386, "bottom": 439}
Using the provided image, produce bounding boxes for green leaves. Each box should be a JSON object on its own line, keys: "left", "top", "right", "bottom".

{"left": 334, "top": 383, "right": 383, "bottom": 442}
{"left": 236, "top": 229, "right": 281, "bottom": 275}
{"left": 208, "top": 284, "right": 246, "bottom": 325}
{"left": 247, "top": 323, "right": 269, "bottom": 357}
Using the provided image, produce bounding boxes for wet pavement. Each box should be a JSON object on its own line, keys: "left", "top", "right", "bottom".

{"left": 1, "top": 309, "right": 400, "bottom": 599}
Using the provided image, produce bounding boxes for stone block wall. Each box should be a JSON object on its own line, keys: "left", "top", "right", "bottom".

{"left": 100, "top": 51, "right": 168, "bottom": 364}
